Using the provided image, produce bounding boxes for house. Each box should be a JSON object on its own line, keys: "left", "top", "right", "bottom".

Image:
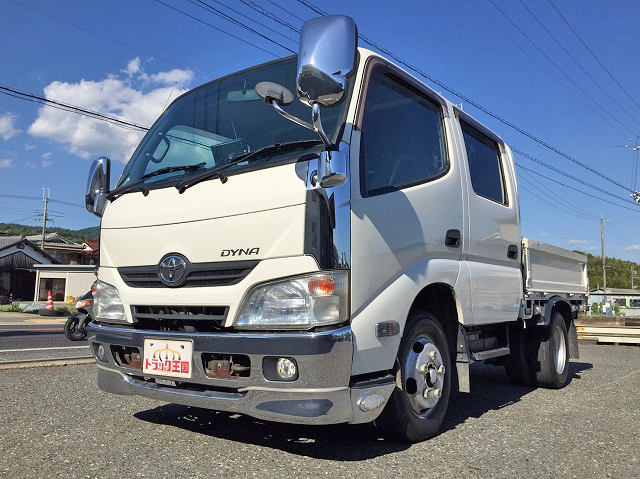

{"left": 0, "top": 236, "right": 57, "bottom": 301}
{"left": 589, "top": 288, "right": 640, "bottom": 316}
{"left": 0, "top": 233, "right": 98, "bottom": 303}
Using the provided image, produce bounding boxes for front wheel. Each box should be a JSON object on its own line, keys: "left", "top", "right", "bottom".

{"left": 375, "top": 311, "right": 452, "bottom": 443}
{"left": 64, "top": 314, "right": 88, "bottom": 341}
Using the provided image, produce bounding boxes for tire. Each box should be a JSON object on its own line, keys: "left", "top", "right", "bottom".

{"left": 64, "top": 315, "right": 88, "bottom": 341}
{"left": 504, "top": 323, "right": 536, "bottom": 386}
{"left": 534, "top": 311, "right": 569, "bottom": 389}
{"left": 375, "top": 311, "right": 452, "bottom": 443}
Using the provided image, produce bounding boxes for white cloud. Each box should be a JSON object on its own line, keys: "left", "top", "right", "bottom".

{"left": 0, "top": 158, "right": 14, "bottom": 168}
{"left": 625, "top": 245, "right": 640, "bottom": 251}
{"left": 27, "top": 60, "right": 194, "bottom": 162}
{"left": 41, "top": 152, "right": 52, "bottom": 168}
{"left": 568, "top": 239, "right": 589, "bottom": 245}
{"left": 25, "top": 143, "right": 36, "bottom": 150}
{"left": 539, "top": 232, "right": 549, "bottom": 237}
{"left": 123, "top": 58, "right": 141, "bottom": 76}
{"left": 0, "top": 113, "right": 21, "bottom": 140}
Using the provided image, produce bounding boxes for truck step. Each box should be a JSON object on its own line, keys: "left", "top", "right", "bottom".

{"left": 470, "top": 347, "right": 510, "bottom": 361}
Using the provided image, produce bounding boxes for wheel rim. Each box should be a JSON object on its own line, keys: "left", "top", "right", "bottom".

{"left": 553, "top": 325, "right": 567, "bottom": 375}
{"left": 404, "top": 334, "right": 445, "bottom": 416}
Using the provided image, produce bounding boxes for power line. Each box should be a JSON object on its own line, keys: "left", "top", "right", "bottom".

{"left": 186, "top": 0, "right": 296, "bottom": 53}
{"left": 518, "top": 169, "right": 599, "bottom": 220}
{"left": 6, "top": 0, "right": 213, "bottom": 81}
{"left": 518, "top": 176, "right": 598, "bottom": 221}
{"left": 265, "top": 0, "right": 306, "bottom": 23}
{"left": 512, "top": 147, "right": 637, "bottom": 205}
{"left": 240, "top": 0, "right": 302, "bottom": 34}
{"left": 517, "top": 0, "right": 640, "bottom": 130}
{"left": 202, "top": 0, "right": 298, "bottom": 43}
{"left": 515, "top": 163, "right": 640, "bottom": 214}
{"left": 547, "top": 0, "right": 640, "bottom": 113}
{"left": 293, "top": 0, "right": 637, "bottom": 195}
{"left": 485, "top": 0, "right": 638, "bottom": 137}
{"left": 0, "top": 193, "right": 83, "bottom": 209}
{"left": 152, "top": 0, "right": 282, "bottom": 57}
{"left": 464, "top": 0, "right": 630, "bottom": 139}
{"left": 0, "top": 85, "right": 150, "bottom": 131}
{"left": 605, "top": 222, "right": 640, "bottom": 256}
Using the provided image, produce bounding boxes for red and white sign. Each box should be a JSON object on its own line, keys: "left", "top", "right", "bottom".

{"left": 143, "top": 339, "right": 193, "bottom": 379}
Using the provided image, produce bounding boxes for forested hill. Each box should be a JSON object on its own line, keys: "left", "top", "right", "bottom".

{"left": 0, "top": 223, "right": 99, "bottom": 244}
{"left": 580, "top": 252, "right": 640, "bottom": 290}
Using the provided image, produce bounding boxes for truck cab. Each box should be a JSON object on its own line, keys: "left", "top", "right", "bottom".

{"left": 86, "top": 15, "right": 584, "bottom": 443}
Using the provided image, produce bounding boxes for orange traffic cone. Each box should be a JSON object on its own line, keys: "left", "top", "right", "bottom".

{"left": 46, "top": 291, "right": 54, "bottom": 311}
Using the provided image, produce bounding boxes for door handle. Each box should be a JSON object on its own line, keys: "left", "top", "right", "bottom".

{"left": 507, "top": 244, "right": 518, "bottom": 259}
{"left": 445, "top": 229, "right": 461, "bottom": 248}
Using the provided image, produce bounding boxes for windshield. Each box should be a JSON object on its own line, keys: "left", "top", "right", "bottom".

{"left": 117, "top": 57, "right": 350, "bottom": 188}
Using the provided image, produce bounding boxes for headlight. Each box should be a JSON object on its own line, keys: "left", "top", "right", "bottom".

{"left": 94, "top": 280, "right": 127, "bottom": 324}
{"left": 235, "top": 271, "right": 349, "bottom": 330}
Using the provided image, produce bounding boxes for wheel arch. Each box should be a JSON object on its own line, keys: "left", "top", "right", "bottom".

{"left": 408, "top": 282, "right": 461, "bottom": 359}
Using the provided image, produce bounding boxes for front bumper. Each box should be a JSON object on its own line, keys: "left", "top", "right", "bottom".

{"left": 88, "top": 322, "right": 394, "bottom": 425}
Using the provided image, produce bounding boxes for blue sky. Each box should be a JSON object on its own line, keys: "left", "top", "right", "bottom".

{"left": 1, "top": 0, "right": 639, "bottom": 266}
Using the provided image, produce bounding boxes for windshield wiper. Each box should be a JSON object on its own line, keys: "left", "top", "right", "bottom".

{"left": 176, "top": 140, "right": 323, "bottom": 193}
{"left": 108, "top": 162, "right": 206, "bottom": 201}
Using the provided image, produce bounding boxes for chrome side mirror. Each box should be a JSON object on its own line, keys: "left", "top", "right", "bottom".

{"left": 296, "top": 15, "right": 357, "bottom": 107}
{"left": 85, "top": 157, "right": 111, "bottom": 217}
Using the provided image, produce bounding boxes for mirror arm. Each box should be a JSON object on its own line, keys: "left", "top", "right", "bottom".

{"left": 271, "top": 101, "right": 314, "bottom": 131}
{"left": 311, "top": 103, "right": 332, "bottom": 148}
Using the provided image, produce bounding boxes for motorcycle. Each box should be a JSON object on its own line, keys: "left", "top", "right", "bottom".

{"left": 64, "top": 286, "right": 94, "bottom": 341}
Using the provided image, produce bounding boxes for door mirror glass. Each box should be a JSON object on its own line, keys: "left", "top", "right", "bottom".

{"left": 297, "top": 15, "right": 357, "bottom": 107}
{"left": 85, "top": 157, "right": 111, "bottom": 217}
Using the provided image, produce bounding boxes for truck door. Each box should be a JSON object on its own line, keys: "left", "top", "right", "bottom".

{"left": 456, "top": 111, "right": 522, "bottom": 324}
{"left": 350, "top": 60, "right": 465, "bottom": 333}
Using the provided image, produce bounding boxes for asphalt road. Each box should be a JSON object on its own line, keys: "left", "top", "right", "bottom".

{"left": 0, "top": 322, "right": 91, "bottom": 362}
{"left": 1, "top": 343, "right": 638, "bottom": 478}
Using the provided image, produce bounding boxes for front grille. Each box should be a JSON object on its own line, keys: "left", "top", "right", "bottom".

{"left": 119, "top": 260, "right": 259, "bottom": 288}
{"left": 131, "top": 305, "right": 229, "bottom": 332}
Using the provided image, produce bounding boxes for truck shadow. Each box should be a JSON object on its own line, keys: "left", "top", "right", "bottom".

{"left": 441, "top": 360, "right": 593, "bottom": 433}
{"left": 134, "top": 359, "right": 592, "bottom": 460}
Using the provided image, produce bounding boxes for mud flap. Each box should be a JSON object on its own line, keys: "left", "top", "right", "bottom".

{"left": 456, "top": 325, "right": 471, "bottom": 393}
{"left": 568, "top": 321, "right": 579, "bottom": 359}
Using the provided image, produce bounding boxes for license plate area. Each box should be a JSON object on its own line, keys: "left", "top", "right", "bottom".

{"left": 143, "top": 338, "right": 193, "bottom": 379}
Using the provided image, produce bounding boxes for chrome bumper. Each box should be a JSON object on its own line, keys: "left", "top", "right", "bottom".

{"left": 88, "top": 323, "right": 394, "bottom": 425}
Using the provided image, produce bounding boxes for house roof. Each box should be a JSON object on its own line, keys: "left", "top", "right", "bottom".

{"left": 24, "top": 233, "right": 84, "bottom": 251}
{"left": 0, "top": 237, "right": 58, "bottom": 267}
{"left": 590, "top": 288, "right": 640, "bottom": 296}
{"left": 83, "top": 238, "right": 99, "bottom": 252}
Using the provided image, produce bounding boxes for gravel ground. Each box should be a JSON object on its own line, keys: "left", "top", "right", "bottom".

{"left": 0, "top": 343, "right": 638, "bottom": 478}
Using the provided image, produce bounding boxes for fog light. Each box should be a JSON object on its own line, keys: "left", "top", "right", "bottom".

{"left": 357, "top": 393, "right": 386, "bottom": 412}
{"left": 95, "top": 343, "right": 107, "bottom": 363}
{"left": 276, "top": 358, "right": 297, "bottom": 379}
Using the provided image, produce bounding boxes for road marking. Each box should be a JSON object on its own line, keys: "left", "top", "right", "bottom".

{"left": 0, "top": 345, "right": 90, "bottom": 353}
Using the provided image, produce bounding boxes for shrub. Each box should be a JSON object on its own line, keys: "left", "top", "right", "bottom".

{"left": 0, "top": 302, "right": 23, "bottom": 313}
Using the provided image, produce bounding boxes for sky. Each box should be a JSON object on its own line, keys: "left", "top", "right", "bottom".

{"left": 1, "top": 0, "right": 639, "bottom": 268}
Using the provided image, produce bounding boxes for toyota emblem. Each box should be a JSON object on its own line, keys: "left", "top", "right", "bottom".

{"left": 158, "top": 254, "right": 188, "bottom": 287}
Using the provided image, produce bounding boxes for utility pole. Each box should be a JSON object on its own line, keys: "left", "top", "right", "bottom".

{"left": 632, "top": 268, "right": 637, "bottom": 290}
{"left": 41, "top": 188, "right": 50, "bottom": 250}
{"left": 601, "top": 214, "right": 606, "bottom": 292}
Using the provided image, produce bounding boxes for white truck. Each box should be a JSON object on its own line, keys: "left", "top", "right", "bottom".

{"left": 85, "top": 15, "right": 588, "bottom": 442}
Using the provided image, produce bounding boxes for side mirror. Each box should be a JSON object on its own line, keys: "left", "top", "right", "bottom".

{"left": 296, "top": 15, "right": 357, "bottom": 107}
{"left": 85, "top": 157, "right": 111, "bottom": 217}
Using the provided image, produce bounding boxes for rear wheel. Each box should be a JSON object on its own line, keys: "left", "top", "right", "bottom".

{"left": 535, "top": 311, "right": 569, "bottom": 389}
{"left": 376, "top": 311, "right": 451, "bottom": 443}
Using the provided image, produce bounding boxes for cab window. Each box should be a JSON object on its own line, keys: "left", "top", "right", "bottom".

{"left": 360, "top": 65, "right": 447, "bottom": 197}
